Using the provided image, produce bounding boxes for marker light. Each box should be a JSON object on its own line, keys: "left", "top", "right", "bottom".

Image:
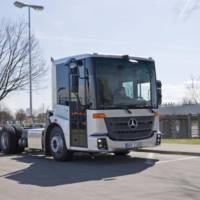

{"left": 93, "top": 113, "right": 106, "bottom": 119}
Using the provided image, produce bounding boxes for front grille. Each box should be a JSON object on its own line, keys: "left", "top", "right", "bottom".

{"left": 104, "top": 116, "right": 154, "bottom": 141}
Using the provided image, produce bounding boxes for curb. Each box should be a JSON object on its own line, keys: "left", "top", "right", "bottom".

{"left": 136, "top": 149, "right": 200, "bottom": 157}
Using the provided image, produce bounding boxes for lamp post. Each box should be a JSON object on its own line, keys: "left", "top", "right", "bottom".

{"left": 14, "top": 1, "right": 44, "bottom": 118}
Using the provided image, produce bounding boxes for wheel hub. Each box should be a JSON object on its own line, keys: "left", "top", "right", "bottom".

{"left": 50, "top": 135, "right": 63, "bottom": 153}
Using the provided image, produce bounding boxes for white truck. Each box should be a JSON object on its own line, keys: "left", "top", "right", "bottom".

{"left": 0, "top": 54, "right": 162, "bottom": 161}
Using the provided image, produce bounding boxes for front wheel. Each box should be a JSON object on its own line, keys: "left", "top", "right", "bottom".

{"left": 49, "top": 126, "right": 73, "bottom": 161}
{"left": 114, "top": 150, "right": 130, "bottom": 156}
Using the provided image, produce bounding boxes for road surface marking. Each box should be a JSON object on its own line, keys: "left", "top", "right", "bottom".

{"left": 156, "top": 156, "right": 197, "bottom": 165}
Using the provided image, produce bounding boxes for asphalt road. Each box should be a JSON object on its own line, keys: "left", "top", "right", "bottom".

{"left": 0, "top": 150, "right": 199, "bottom": 200}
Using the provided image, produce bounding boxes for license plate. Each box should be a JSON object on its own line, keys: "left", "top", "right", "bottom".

{"left": 125, "top": 143, "right": 133, "bottom": 149}
{"left": 125, "top": 142, "right": 143, "bottom": 149}
{"left": 134, "top": 142, "right": 143, "bottom": 148}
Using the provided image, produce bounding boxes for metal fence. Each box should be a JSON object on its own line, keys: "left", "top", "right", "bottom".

{"left": 160, "top": 114, "right": 200, "bottom": 138}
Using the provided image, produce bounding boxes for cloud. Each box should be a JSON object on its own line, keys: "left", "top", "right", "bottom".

{"left": 162, "top": 83, "right": 186, "bottom": 103}
{"left": 178, "top": 0, "right": 200, "bottom": 20}
{"left": 163, "top": 79, "right": 200, "bottom": 104}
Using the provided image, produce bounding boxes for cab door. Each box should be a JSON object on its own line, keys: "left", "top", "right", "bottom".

{"left": 69, "top": 60, "right": 88, "bottom": 148}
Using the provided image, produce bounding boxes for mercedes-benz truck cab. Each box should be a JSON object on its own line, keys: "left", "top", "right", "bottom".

{"left": 44, "top": 54, "right": 162, "bottom": 161}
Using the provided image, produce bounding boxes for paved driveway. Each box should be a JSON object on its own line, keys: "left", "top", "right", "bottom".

{"left": 0, "top": 150, "right": 199, "bottom": 200}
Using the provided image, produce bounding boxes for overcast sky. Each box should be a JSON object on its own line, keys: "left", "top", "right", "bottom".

{"left": 0, "top": 0, "right": 200, "bottom": 112}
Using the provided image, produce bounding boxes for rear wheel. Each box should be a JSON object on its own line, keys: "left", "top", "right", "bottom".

{"left": 49, "top": 126, "right": 73, "bottom": 161}
{"left": 12, "top": 126, "right": 25, "bottom": 153}
{"left": 114, "top": 150, "right": 130, "bottom": 156}
{"left": 0, "top": 126, "right": 18, "bottom": 154}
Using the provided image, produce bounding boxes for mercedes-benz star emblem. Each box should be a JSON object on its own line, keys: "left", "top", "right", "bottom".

{"left": 128, "top": 118, "right": 138, "bottom": 129}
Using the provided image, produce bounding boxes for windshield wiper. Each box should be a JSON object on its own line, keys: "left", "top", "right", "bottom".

{"left": 114, "top": 104, "right": 133, "bottom": 114}
{"left": 99, "top": 104, "right": 155, "bottom": 114}
{"left": 142, "top": 105, "right": 155, "bottom": 113}
{"left": 124, "top": 106, "right": 132, "bottom": 114}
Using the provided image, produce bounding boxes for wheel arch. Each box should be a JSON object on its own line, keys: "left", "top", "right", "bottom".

{"left": 44, "top": 123, "right": 63, "bottom": 155}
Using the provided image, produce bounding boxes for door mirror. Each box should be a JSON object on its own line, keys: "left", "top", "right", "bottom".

{"left": 157, "top": 80, "right": 162, "bottom": 106}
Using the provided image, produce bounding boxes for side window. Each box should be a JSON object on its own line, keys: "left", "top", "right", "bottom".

{"left": 56, "top": 63, "right": 69, "bottom": 105}
{"left": 78, "top": 60, "right": 89, "bottom": 107}
{"left": 122, "top": 81, "right": 133, "bottom": 98}
{"left": 137, "top": 82, "right": 150, "bottom": 101}
{"left": 69, "top": 59, "right": 89, "bottom": 108}
{"left": 122, "top": 81, "right": 151, "bottom": 101}
{"left": 78, "top": 64, "right": 85, "bottom": 106}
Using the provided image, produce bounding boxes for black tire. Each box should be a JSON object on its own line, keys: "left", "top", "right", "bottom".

{"left": 114, "top": 150, "right": 130, "bottom": 156}
{"left": 0, "top": 126, "right": 18, "bottom": 154}
{"left": 12, "top": 126, "right": 25, "bottom": 153}
{"left": 49, "top": 126, "right": 73, "bottom": 161}
{"left": 0, "top": 128, "right": 1, "bottom": 152}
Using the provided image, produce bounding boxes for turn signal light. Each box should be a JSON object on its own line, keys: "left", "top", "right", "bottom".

{"left": 93, "top": 113, "right": 106, "bottom": 119}
{"left": 154, "top": 112, "right": 160, "bottom": 117}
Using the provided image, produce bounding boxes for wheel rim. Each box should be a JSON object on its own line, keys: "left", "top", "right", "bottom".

{"left": 1, "top": 132, "right": 8, "bottom": 150}
{"left": 50, "top": 135, "right": 64, "bottom": 154}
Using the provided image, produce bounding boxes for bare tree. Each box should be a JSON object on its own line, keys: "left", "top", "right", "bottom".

{"left": 15, "top": 109, "right": 27, "bottom": 124}
{"left": 0, "top": 107, "right": 13, "bottom": 125}
{"left": 35, "top": 113, "right": 46, "bottom": 124}
{"left": 0, "top": 20, "right": 46, "bottom": 101}
{"left": 183, "top": 76, "right": 200, "bottom": 104}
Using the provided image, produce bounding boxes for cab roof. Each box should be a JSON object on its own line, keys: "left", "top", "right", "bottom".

{"left": 52, "top": 53, "right": 154, "bottom": 65}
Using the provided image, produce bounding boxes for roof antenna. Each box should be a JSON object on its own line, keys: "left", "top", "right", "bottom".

{"left": 51, "top": 57, "right": 54, "bottom": 62}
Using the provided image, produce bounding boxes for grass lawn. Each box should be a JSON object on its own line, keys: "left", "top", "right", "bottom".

{"left": 162, "top": 138, "right": 200, "bottom": 145}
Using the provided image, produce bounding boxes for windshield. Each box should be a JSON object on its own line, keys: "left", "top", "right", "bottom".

{"left": 94, "top": 58, "right": 157, "bottom": 109}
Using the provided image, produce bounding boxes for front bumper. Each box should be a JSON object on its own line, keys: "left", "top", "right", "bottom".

{"left": 89, "top": 131, "right": 162, "bottom": 152}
